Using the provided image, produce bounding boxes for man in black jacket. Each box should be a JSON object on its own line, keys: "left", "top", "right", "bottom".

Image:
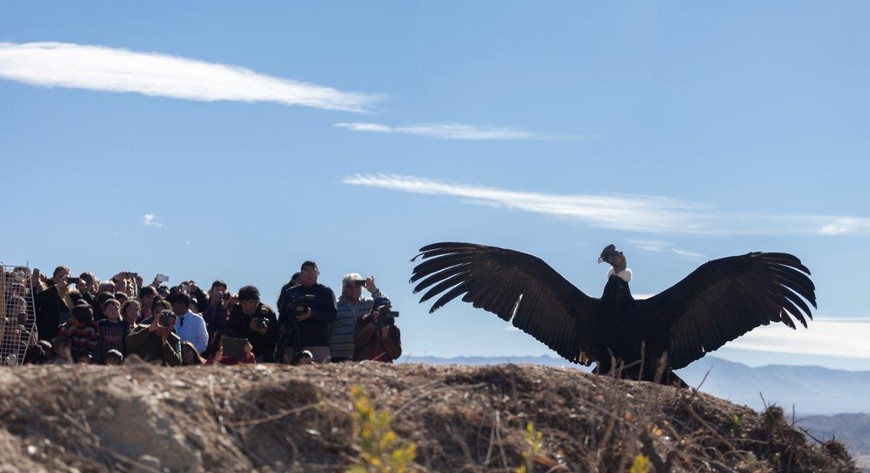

{"left": 277, "top": 261, "right": 336, "bottom": 363}
{"left": 227, "top": 285, "right": 279, "bottom": 362}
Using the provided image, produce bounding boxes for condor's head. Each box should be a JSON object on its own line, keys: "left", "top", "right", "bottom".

{"left": 598, "top": 244, "right": 630, "bottom": 281}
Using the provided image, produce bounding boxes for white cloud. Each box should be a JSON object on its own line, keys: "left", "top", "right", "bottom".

{"left": 143, "top": 213, "right": 162, "bottom": 227}
{"left": 728, "top": 319, "right": 870, "bottom": 359}
{"left": 334, "top": 122, "right": 537, "bottom": 140}
{"left": 0, "top": 42, "right": 380, "bottom": 112}
{"left": 671, "top": 248, "right": 707, "bottom": 262}
{"left": 627, "top": 239, "right": 671, "bottom": 253}
{"left": 343, "top": 173, "right": 870, "bottom": 236}
{"left": 817, "top": 218, "right": 870, "bottom": 235}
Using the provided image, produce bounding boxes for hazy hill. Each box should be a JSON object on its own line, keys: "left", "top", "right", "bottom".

{"left": 800, "top": 414, "right": 870, "bottom": 473}
{"left": 677, "top": 357, "right": 870, "bottom": 416}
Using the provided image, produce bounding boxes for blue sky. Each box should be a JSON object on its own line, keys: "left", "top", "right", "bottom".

{"left": 2, "top": 2, "right": 869, "bottom": 370}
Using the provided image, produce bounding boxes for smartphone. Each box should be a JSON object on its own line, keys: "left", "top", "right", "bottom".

{"left": 68, "top": 277, "right": 81, "bottom": 285}
{"left": 354, "top": 280, "right": 366, "bottom": 287}
{"left": 156, "top": 274, "right": 169, "bottom": 283}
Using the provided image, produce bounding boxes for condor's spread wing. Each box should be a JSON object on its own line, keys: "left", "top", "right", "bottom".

{"left": 410, "top": 242, "right": 600, "bottom": 365}
{"left": 639, "top": 252, "right": 816, "bottom": 370}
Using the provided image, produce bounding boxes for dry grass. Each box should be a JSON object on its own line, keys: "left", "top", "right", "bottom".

{"left": 0, "top": 361, "right": 858, "bottom": 472}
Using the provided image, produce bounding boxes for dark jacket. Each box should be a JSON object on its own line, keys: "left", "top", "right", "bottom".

{"left": 353, "top": 315, "right": 402, "bottom": 363}
{"left": 227, "top": 303, "right": 279, "bottom": 362}
{"left": 278, "top": 283, "right": 337, "bottom": 347}
{"left": 35, "top": 286, "right": 82, "bottom": 342}
{"left": 191, "top": 287, "right": 209, "bottom": 313}
{"left": 97, "top": 319, "right": 129, "bottom": 363}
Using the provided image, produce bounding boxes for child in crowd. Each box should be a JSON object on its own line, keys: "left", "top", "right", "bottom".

{"left": 293, "top": 350, "right": 314, "bottom": 366}
{"left": 57, "top": 302, "right": 100, "bottom": 362}
{"left": 104, "top": 349, "right": 124, "bottom": 365}
{"left": 121, "top": 300, "right": 140, "bottom": 326}
{"left": 181, "top": 341, "right": 206, "bottom": 366}
{"left": 51, "top": 336, "right": 73, "bottom": 364}
{"left": 97, "top": 298, "right": 128, "bottom": 364}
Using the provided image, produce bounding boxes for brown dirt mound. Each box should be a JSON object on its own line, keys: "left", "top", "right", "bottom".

{"left": 0, "top": 362, "right": 858, "bottom": 472}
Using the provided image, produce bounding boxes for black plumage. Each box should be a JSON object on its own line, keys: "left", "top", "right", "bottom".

{"left": 410, "top": 242, "right": 816, "bottom": 386}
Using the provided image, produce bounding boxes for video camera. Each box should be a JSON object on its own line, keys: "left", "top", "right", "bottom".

{"left": 372, "top": 297, "right": 399, "bottom": 327}
{"left": 287, "top": 293, "right": 316, "bottom": 317}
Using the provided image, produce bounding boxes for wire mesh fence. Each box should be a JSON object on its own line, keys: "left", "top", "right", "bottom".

{"left": 0, "top": 263, "right": 37, "bottom": 366}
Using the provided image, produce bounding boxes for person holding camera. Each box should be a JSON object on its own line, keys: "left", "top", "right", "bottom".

{"left": 35, "top": 266, "right": 84, "bottom": 342}
{"left": 277, "top": 261, "right": 337, "bottom": 364}
{"left": 276, "top": 272, "right": 301, "bottom": 317}
{"left": 226, "top": 285, "right": 279, "bottom": 362}
{"left": 73, "top": 272, "right": 100, "bottom": 313}
{"left": 125, "top": 309, "right": 182, "bottom": 366}
{"left": 329, "top": 273, "right": 385, "bottom": 363}
{"left": 353, "top": 298, "right": 402, "bottom": 363}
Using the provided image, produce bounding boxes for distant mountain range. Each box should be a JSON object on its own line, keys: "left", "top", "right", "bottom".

{"left": 400, "top": 354, "right": 870, "bottom": 416}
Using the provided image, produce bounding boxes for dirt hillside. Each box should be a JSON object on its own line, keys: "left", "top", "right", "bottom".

{"left": 0, "top": 361, "right": 858, "bottom": 472}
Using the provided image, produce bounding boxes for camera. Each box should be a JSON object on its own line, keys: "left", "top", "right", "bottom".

{"left": 255, "top": 317, "right": 268, "bottom": 329}
{"left": 353, "top": 280, "right": 366, "bottom": 287}
{"left": 222, "top": 292, "right": 231, "bottom": 300}
{"left": 287, "top": 293, "right": 316, "bottom": 315}
{"left": 372, "top": 297, "right": 399, "bottom": 327}
{"left": 127, "top": 272, "right": 139, "bottom": 278}
{"left": 68, "top": 277, "right": 81, "bottom": 285}
{"left": 159, "top": 310, "right": 174, "bottom": 326}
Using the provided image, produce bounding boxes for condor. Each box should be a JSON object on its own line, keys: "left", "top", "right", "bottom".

{"left": 410, "top": 242, "right": 815, "bottom": 386}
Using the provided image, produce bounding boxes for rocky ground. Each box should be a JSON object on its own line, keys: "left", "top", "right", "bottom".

{"left": 0, "top": 361, "right": 858, "bottom": 472}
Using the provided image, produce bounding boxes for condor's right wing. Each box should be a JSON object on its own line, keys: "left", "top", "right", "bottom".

{"left": 410, "top": 242, "right": 601, "bottom": 365}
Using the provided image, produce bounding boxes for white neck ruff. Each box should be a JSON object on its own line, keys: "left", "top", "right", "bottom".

{"left": 607, "top": 267, "right": 632, "bottom": 283}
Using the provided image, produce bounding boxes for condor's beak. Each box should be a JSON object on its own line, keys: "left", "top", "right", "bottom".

{"left": 598, "top": 256, "right": 605, "bottom": 264}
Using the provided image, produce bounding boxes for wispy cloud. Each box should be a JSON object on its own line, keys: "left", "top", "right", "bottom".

{"left": 627, "top": 239, "right": 671, "bottom": 253}
{"left": 143, "top": 213, "right": 162, "bottom": 227}
{"left": 671, "top": 249, "right": 707, "bottom": 262}
{"left": 334, "top": 122, "right": 539, "bottom": 140}
{"left": 0, "top": 42, "right": 380, "bottom": 112}
{"left": 343, "top": 173, "right": 870, "bottom": 236}
{"left": 728, "top": 319, "right": 870, "bottom": 359}
{"left": 627, "top": 239, "right": 707, "bottom": 262}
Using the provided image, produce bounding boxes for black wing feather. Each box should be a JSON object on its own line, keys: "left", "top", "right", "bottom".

{"left": 639, "top": 252, "right": 815, "bottom": 369}
{"left": 411, "top": 242, "right": 600, "bottom": 365}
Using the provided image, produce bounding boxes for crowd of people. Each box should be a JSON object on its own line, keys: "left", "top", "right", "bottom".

{"left": 0, "top": 260, "right": 402, "bottom": 367}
